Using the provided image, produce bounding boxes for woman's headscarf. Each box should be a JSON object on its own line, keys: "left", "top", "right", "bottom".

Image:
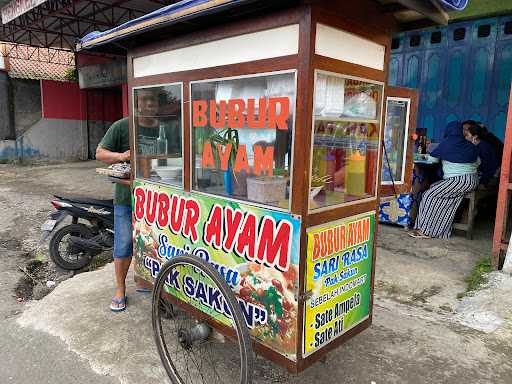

{"left": 430, "top": 121, "right": 478, "bottom": 163}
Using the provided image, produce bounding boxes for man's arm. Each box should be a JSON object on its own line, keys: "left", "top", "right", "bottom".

{"left": 96, "top": 145, "right": 130, "bottom": 165}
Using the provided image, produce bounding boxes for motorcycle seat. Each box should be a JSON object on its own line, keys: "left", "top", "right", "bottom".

{"left": 54, "top": 195, "right": 114, "bottom": 208}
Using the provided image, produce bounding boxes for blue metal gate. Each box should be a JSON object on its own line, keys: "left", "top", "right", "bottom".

{"left": 389, "top": 15, "right": 512, "bottom": 142}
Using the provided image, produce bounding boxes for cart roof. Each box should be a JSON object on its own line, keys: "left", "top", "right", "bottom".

{"left": 76, "top": 0, "right": 468, "bottom": 53}
{"left": 76, "top": 0, "right": 265, "bottom": 53}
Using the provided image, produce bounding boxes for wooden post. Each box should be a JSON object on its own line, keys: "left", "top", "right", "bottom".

{"left": 492, "top": 82, "right": 512, "bottom": 269}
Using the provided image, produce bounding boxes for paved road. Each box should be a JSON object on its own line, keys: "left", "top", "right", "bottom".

{"left": 0, "top": 162, "right": 117, "bottom": 383}
{"left": 0, "top": 320, "right": 118, "bottom": 383}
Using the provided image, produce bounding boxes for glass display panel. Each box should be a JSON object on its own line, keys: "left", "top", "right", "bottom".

{"left": 133, "top": 84, "right": 183, "bottom": 186}
{"left": 381, "top": 98, "right": 410, "bottom": 184}
{"left": 191, "top": 72, "right": 296, "bottom": 210}
{"left": 310, "top": 72, "right": 382, "bottom": 211}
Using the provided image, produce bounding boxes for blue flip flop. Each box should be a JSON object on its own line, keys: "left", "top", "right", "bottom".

{"left": 135, "top": 287, "right": 152, "bottom": 293}
{"left": 110, "top": 295, "right": 128, "bottom": 312}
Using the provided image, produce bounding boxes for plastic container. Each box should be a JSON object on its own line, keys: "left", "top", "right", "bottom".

{"left": 345, "top": 150, "right": 366, "bottom": 197}
{"left": 155, "top": 166, "right": 182, "bottom": 180}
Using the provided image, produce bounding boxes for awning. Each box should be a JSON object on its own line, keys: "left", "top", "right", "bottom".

{"left": 77, "top": 0, "right": 247, "bottom": 51}
{"left": 77, "top": 0, "right": 470, "bottom": 52}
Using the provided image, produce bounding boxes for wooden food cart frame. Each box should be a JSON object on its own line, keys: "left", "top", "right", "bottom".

{"left": 380, "top": 86, "right": 418, "bottom": 197}
{"left": 126, "top": 1, "right": 394, "bottom": 373}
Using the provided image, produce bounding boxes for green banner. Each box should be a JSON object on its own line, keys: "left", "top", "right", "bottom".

{"left": 132, "top": 180, "right": 301, "bottom": 359}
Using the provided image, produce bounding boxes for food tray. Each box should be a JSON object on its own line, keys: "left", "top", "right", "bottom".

{"left": 96, "top": 163, "right": 131, "bottom": 179}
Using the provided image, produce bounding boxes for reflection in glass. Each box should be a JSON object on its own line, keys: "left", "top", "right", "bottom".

{"left": 310, "top": 72, "right": 382, "bottom": 210}
{"left": 133, "top": 85, "right": 183, "bottom": 185}
{"left": 382, "top": 98, "right": 410, "bottom": 184}
{"left": 191, "top": 72, "right": 296, "bottom": 209}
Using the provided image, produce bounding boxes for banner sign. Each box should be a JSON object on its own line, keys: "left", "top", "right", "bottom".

{"left": 303, "top": 212, "right": 374, "bottom": 355}
{"left": 193, "top": 96, "right": 289, "bottom": 178}
{"left": 132, "top": 180, "right": 301, "bottom": 359}
{"left": 78, "top": 59, "right": 127, "bottom": 89}
{"left": 1, "top": 0, "right": 47, "bottom": 24}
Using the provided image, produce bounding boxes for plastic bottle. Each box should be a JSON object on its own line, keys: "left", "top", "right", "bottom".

{"left": 157, "top": 122, "right": 168, "bottom": 155}
{"left": 345, "top": 150, "right": 366, "bottom": 197}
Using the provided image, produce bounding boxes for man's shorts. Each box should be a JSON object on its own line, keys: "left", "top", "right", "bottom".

{"left": 114, "top": 205, "right": 133, "bottom": 259}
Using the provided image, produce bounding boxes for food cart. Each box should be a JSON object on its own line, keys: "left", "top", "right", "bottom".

{"left": 77, "top": 1, "right": 448, "bottom": 382}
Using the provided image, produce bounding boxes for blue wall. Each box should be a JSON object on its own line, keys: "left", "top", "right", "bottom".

{"left": 389, "top": 15, "right": 512, "bottom": 142}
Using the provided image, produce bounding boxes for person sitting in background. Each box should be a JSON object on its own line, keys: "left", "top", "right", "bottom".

{"left": 463, "top": 120, "right": 503, "bottom": 161}
{"left": 464, "top": 122, "right": 501, "bottom": 187}
{"left": 410, "top": 121, "right": 479, "bottom": 239}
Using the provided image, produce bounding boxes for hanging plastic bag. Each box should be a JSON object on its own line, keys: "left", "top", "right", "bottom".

{"left": 343, "top": 92, "right": 376, "bottom": 119}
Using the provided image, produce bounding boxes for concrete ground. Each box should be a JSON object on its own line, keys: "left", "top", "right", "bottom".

{"left": 1, "top": 161, "right": 511, "bottom": 383}
{"left": 0, "top": 161, "right": 116, "bottom": 383}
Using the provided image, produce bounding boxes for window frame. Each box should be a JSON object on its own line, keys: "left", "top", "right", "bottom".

{"left": 381, "top": 96, "right": 411, "bottom": 186}
{"left": 188, "top": 69, "right": 298, "bottom": 213}
{"left": 132, "top": 81, "right": 185, "bottom": 189}
{"left": 308, "top": 69, "right": 384, "bottom": 213}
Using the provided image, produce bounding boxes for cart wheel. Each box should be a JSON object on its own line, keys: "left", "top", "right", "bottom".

{"left": 159, "top": 297, "right": 175, "bottom": 319}
{"left": 152, "top": 254, "right": 253, "bottom": 384}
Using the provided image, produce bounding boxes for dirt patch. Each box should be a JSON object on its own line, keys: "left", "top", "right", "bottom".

{"left": 0, "top": 238, "right": 26, "bottom": 254}
{"left": 14, "top": 277, "right": 34, "bottom": 301}
{"left": 81, "top": 251, "right": 113, "bottom": 272}
{"left": 13, "top": 248, "right": 113, "bottom": 302}
{"left": 14, "top": 258, "right": 73, "bottom": 301}
{"left": 15, "top": 260, "right": 48, "bottom": 301}
{"left": 411, "top": 286, "right": 443, "bottom": 303}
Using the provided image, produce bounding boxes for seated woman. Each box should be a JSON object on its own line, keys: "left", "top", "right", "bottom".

{"left": 464, "top": 122, "right": 501, "bottom": 186}
{"left": 411, "top": 121, "right": 479, "bottom": 239}
{"left": 463, "top": 120, "right": 503, "bottom": 161}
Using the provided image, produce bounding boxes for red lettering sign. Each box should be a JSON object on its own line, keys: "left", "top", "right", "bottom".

{"left": 256, "top": 217, "right": 292, "bottom": 271}
{"left": 133, "top": 188, "right": 201, "bottom": 243}
{"left": 192, "top": 97, "right": 290, "bottom": 130}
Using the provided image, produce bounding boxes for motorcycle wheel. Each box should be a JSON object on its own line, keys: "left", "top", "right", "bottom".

{"left": 49, "top": 224, "right": 94, "bottom": 270}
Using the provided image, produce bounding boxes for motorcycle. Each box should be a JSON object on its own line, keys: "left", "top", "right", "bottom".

{"left": 40, "top": 195, "right": 115, "bottom": 270}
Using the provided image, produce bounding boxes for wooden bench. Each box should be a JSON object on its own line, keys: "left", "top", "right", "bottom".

{"left": 453, "top": 187, "right": 496, "bottom": 239}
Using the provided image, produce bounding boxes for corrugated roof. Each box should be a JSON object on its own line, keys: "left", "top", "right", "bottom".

{"left": 0, "top": 0, "right": 167, "bottom": 50}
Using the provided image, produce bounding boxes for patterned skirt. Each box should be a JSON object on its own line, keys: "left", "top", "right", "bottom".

{"left": 414, "top": 173, "right": 479, "bottom": 239}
